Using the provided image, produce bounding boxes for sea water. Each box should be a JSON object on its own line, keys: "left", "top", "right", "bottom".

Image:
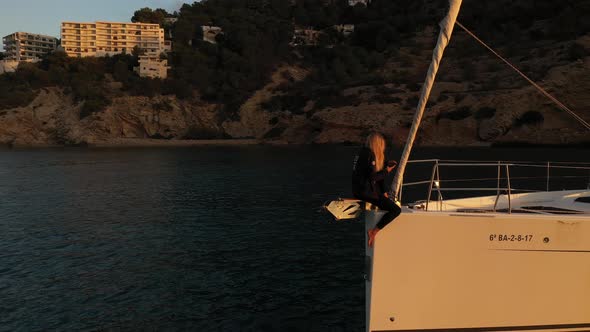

{"left": 0, "top": 146, "right": 588, "bottom": 331}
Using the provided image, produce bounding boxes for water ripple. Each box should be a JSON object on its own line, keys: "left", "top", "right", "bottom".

{"left": 0, "top": 147, "right": 365, "bottom": 331}
{"left": 2, "top": 146, "right": 585, "bottom": 331}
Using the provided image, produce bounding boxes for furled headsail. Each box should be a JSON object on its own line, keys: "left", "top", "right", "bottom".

{"left": 390, "top": 0, "right": 463, "bottom": 199}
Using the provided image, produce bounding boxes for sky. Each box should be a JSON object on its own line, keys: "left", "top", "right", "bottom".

{"left": 0, "top": 0, "right": 191, "bottom": 50}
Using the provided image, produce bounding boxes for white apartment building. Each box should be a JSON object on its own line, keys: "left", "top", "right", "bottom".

{"left": 61, "top": 21, "right": 165, "bottom": 57}
{"left": 2, "top": 32, "right": 58, "bottom": 61}
{"left": 134, "top": 52, "right": 169, "bottom": 79}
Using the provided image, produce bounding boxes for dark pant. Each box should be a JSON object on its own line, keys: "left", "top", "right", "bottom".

{"left": 372, "top": 195, "right": 401, "bottom": 229}
{"left": 356, "top": 193, "right": 401, "bottom": 230}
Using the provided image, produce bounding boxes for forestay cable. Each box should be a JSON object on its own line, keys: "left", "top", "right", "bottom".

{"left": 456, "top": 21, "right": 590, "bottom": 131}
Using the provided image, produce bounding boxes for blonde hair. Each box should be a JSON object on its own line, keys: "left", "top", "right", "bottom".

{"left": 366, "top": 133, "right": 386, "bottom": 171}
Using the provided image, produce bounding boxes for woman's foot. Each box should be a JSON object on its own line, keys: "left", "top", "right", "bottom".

{"left": 367, "top": 228, "right": 379, "bottom": 247}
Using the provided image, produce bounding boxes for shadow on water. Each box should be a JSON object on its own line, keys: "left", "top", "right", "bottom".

{"left": 0, "top": 146, "right": 588, "bottom": 331}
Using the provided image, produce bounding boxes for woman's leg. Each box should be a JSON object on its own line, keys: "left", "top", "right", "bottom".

{"left": 375, "top": 196, "right": 401, "bottom": 230}
{"left": 367, "top": 196, "right": 401, "bottom": 247}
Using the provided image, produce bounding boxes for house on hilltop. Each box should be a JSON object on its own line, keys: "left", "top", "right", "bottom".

{"left": 202, "top": 26, "right": 223, "bottom": 44}
{"left": 163, "top": 17, "right": 178, "bottom": 25}
{"left": 333, "top": 24, "right": 355, "bottom": 36}
{"left": 290, "top": 29, "right": 322, "bottom": 46}
{"left": 348, "top": 0, "right": 370, "bottom": 6}
{"left": 134, "top": 52, "right": 170, "bottom": 79}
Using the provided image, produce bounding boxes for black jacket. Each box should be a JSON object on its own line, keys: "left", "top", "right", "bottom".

{"left": 351, "top": 147, "right": 388, "bottom": 202}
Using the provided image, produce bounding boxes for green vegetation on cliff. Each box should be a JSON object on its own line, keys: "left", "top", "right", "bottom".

{"left": 0, "top": 51, "right": 171, "bottom": 115}
{"left": 169, "top": 0, "right": 293, "bottom": 116}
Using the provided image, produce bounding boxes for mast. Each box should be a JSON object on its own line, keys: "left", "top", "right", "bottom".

{"left": 390, "top": 0, "right": 463, "bottom": 199}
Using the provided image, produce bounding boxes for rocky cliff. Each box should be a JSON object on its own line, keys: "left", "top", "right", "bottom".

{"left": 0, "top": 87, "right": 225, "bottom": 147}
{"left": 1, "top": 34, "right": 589, "bottom": 147}
{"left": 222, "top": 34, "right": 590, "bottom": 146}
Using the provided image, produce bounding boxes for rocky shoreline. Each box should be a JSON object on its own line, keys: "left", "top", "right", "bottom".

{"left": 4, "top": 138, "right": 590, "bottom": 150}
{"left": 0, "top": 55, "right": 589, "bottom": 148}
{"left": 1, "top": 138, "right": 259, "bottom": 149}
{"left": 89, "top": 138, "right": 258, "bottom": 148}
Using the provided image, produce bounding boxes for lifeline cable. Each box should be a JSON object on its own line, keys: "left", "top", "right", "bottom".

{"left": 456, "top": 21, "right": 590, "bottom": 131}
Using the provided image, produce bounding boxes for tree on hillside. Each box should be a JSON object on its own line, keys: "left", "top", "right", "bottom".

{"left": 0, "top": 52, "right": 5, "bottom": 60}
{"left": 293, "top": 0, "right": 346, "bottom": 29}
{"left": 132, "top": 45, "right": 146, "bottom": 58}
{"left": 131, "top": 7, "right": 171, "bottom": 25}
{"left": 168, "top": 0, "right": 294, "bottom": 112}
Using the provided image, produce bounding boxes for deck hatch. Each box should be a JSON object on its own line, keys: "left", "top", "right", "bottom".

{"left": 520, "top": 206, "right": 584, "bottom": 214}
{"left": 574, "top": 196, "right": 590, "bottom": 203}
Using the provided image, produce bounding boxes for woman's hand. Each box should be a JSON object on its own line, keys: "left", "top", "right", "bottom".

{"left": 386, "top": 160, "right": 397, "bottom": 173}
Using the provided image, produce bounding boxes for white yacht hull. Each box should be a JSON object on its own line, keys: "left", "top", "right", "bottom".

{"left": 367, "top": 209, "right": 590, "bottom": 332}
